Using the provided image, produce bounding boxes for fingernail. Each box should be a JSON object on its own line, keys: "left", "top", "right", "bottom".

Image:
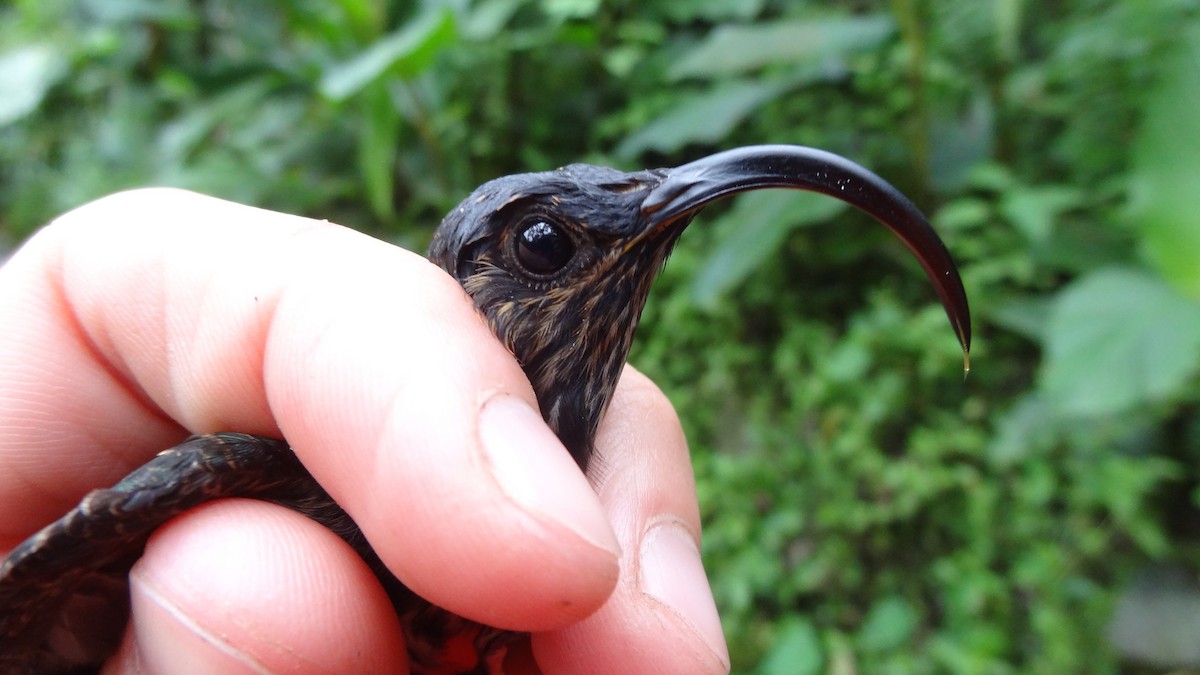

{"left": 479, "top": 394, "right": 619, "bottom": 557}
{"left": 640, "top": 521, "right": 730, "bottom": 667}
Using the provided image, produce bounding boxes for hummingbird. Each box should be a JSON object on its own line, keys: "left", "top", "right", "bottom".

{"left": 0, "top": 145, "right": 970, "bottom": 673}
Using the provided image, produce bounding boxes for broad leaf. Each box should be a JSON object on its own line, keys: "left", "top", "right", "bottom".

{"left": 858, "top": 596, "right": 918, "bottom": 652}
{"left": 669, "top": 15, "right": 893, "bottom": 80}
{"left": 462, "top": 0, "right": 524, "bottom": 39}
{"left": 1040, "top": 267, "right": 1200, "bottom": 415}
{"left": 1000, "top": 185, "right": 1082, "bottom": 246}
{"left": 543, "top": 0, "right": 601, "bottom": 21}
{"left": 759, "top": 615, "right": 822, "bottom": 675}
{"left": 0, "top": 45, "right": 66, "bottom": 127}
{"left": 659, "top": 0, "right": 763, "bottom": 23}
{"left": 320, "top": 9, "right": 457, "bottom": 101}
{"left": 614, "top": 80, "right": 788, "bottom": 159}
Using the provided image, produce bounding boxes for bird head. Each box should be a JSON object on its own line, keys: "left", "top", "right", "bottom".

{"left": 428, "top": 145, "right": 971, "bottom": 472}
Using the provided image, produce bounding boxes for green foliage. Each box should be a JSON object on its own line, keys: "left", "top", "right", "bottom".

{"left": 1130, "top": 23, "right": 1200, "bottom": 297}
{"left": 4, "top": 0, "right": 1200, "bottom": 672}
{"left": 1041, "top": 268, "right": 1200, "bottom": 417}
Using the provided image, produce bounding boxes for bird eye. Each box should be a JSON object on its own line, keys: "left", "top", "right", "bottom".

{"left": 514, "top": 219, "right": 575, "bottom": 276}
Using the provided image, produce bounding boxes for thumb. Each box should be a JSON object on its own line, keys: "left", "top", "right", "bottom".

{"left": 533, "top": 367, "right": 730, "bottom": 674}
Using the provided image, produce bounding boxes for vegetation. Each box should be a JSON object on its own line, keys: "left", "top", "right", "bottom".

{"left": 3, "top": 0, "right": 1200, "bottom": 671}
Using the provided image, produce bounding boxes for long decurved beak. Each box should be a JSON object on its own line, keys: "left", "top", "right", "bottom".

{"left": 643, "top": 145, "right": 972, "bottom": 369}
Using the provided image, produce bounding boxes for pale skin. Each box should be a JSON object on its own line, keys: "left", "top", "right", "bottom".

{"left": 0, "top": 189, "right": 730, "bottom": 674}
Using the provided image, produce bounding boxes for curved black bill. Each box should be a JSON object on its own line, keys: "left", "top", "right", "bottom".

{"left": 643, "top": 144, "right": 972, "bottom": 367}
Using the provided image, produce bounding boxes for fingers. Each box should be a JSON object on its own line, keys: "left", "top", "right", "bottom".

{"left": 531, "top": 367, "right": 730, "bottom": 674}
{"left": 0, "top": 188, "right": 618, "bottom": 631}
{"left": 1, "top": 189, "right": 727, "bottom": 672}
{"left": 97, "top": 368, "right": 723, "bottom": 675}
{"left": 103, "top": 499, "right": 407, "bottom": 674}
{"left": 259, "top": 216, "right": 621, "bottom": 630}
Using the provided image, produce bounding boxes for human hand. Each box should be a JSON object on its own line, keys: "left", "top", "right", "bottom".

{"left": 0, "top": 189, "right": 729, "bottom": 674}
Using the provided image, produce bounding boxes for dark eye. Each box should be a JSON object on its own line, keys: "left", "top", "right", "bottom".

{"left": 514, "top": 219, "right": 575, "bottom": 276}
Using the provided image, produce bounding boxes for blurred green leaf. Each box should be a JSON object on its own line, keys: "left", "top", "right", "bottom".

{"left": 543, "top": 0, "right": 601, "bottom": 21}
{"left": 1086, "top": 454, "right": 1178, "bottom": 556}
{"left": 615, "top": 80, "right": 787, "bottom": 159}
{"left": 858, "top": 595, "right": 918, "bottom": 652}
{"left": 759, "top": 615, "right": 822, "bottom": 675}
{"left": 157, "top": 81, "right": 275, "bottom": 161}
{"left": 319, "top": 8, "right": 457, "bottom": 101}
{"left": 928, "top": 94, "right": 995, "bottom": 192}
{"left": 462, "top": 0, "right": 523, "bottom": 39}
{"left": 331, "top": 0, "right": 386, "bottom": 38}
{"left": 988, "top": 296, "right": 1051, "bottom": 341}
{"left": 691, "top": 190, "right": 845, "bottom": 310}
{"left": 1041, "top": 267, "right": 1200, "bottom": 416}
{"left": 1129, "top": 25, "right": 1200, "bottom": 298}
{"left": 358, "top": 84, "right": 402, "bottom": 219}
{"left": 934, "top": 197, "right": 991, "bottom": 232}
{"left": 0, "top": 45, "right": 66, "bottom": 126}
{"left": 78, "top": 0, "right": 195, "bottom": 24}
{"left": 659, "top": 0, "right": 763, "bottom": 23}
{"left": 669, "top": 15, "right": 894, "bottom": 79}
{"left": 986, "top": 393, "right": 1055, "bottom": 466}
{"left": 993, "top": 0, "right": 1022, "bottom": 63}
{"left": 1000, "top": 185, "right": 1082, "bottom": 245}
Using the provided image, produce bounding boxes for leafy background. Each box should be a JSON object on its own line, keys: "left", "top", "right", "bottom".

{"left": 3, "top": 0, "right": 1200, "bottom": 672}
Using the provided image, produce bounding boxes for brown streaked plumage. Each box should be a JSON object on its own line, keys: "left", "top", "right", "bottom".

{"left": 0, "top": 145, "right": 970, "bottom": 674}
